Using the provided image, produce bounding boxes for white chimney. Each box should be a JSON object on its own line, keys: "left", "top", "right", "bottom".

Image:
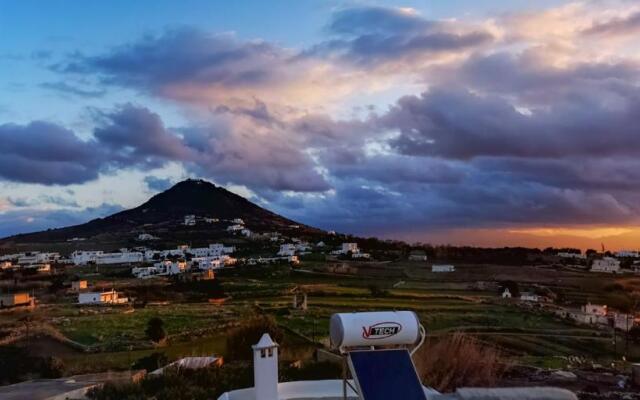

{"left": 252, "top": 333, "right": 279, "bottom": 400}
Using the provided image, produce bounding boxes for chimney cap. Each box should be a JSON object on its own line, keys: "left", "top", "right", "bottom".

{"left": 252, "top": 333, "right": 278, "bottom": 350}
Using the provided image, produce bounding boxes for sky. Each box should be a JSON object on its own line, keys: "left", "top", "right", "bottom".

{"left": 1, "top": 0, "right": 640, "bottom": 250}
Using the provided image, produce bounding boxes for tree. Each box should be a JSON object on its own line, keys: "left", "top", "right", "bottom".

{"left": 227, "top": 315, "right": 284, "bottom": 360}
{"left": 146, "top": 317, "right": 167, "bottom": 344}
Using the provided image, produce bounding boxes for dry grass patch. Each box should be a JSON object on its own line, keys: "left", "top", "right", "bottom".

{"left": 414, "top": 332, "right": 512, "bottom": 392}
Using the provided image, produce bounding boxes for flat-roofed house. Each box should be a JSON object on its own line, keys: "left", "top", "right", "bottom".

{"left": 71, "top": 280, "right": 88, "bottom": 291}
{"left": 520, "top": 292, "right": 539, "bottom": 302}
{"left": 409, "top": 250, "right": 428, "bottom": 261}
{"left": 591, "top": 257, "right": 621, "bottom": 273}
{"left": 0, "top": 293, "right": 35, "bottom": 308}
{"left": 78, "top": 290, "right": 128, "bottom": 305}
{"left": 432, "top": 264, "right": 455, "bottom": 272}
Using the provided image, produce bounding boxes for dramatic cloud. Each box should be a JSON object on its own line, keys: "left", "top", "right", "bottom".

{"left": 583, "top": 10, "right": 640, "bottom": 37}
{"left": 382, "top": 87, "right": 640, "bottom": 159}
{"left": 4, "top": 1, "right": 640, "bottom": 241}
{"left": 0, "top": 121, "right": 101, "bottom": 184}
{"left": 94, "top": 104, "right": 192, "bottom": 163}
{"left": 312, "top": 6, "right": 493, "bottom": 66}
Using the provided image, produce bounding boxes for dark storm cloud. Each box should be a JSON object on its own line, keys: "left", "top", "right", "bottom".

{"left": 583, "top": 10, "right": 640, "bottom": 37}
{"left": 327, "top": 153, "right": 467, "bottom": 185}
{"left": 182, "top": 124, "right": 331, "bottom": 192}
{"left": 0, "top": 105, "right": 189, "bottom": 185}
{"left": 381, "top": 87, "right": 640, "bottom": 160}
{"left": 0, "top": 103, "right": 330, "bottom": 192}
{"left": 0, "top": 121, "right": 101, "bottom": 184}
{"left": 309, "top": 6, "right": 493, "bottom": 65}
{"left": 94, "top": 103, "right": 192, "bottom": 162}
{"left": 55, "top": 28, "right": 293, "bottom": 96}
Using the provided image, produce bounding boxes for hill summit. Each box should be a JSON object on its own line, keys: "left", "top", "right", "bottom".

{"left": 1, "top": 179, "right": 316, "bottom": 244}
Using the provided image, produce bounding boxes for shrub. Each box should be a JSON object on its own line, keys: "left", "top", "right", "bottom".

{"left": 146, "top": 317, "right": 167, "bottom": 344}
{"left": 227, "top": 315, "right": 284, "bottom": 361}
{"left": 414, "top": 332, "right": 511, "bottom": 392}
{"left": 132, "top": 352, "right": 168, "bottom": 372}
{"left": 87, "top": 363, "right": 253, "bottom": 400}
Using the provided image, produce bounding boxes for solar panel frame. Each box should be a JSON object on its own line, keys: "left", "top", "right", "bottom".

{"left": 348, "top": 348, "right": 427, "bottom": 400}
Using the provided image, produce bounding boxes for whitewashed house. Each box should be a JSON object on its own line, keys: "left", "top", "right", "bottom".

{"left": 71, "top": 280, "right": 88, "bottom": 291}
{"left": 502, "top": 288, "right": 512, "bottom": 298}
{"left": 520, "top": 292, "right": 539, "bottom": 302}
{"left": 71, "top": 250, "right": 104, "bottom": 265}
{"left": 409, "top": 250, "right": 428, "bottom": 261}
{"left": 616, "top": 250, "right": 639, "bottom": 258}
{"left": 557, "top": 252, "right": 586, "bottom": 259}
{"left": 95, "top": 250, "right": 143, "bottom": 265}
{"left": 227, "top": 224, "right": 244, "bottom": 232}
{"left": 278, "top": 244, "right": 296, "bottom": 257}
{"left": 137, "top": 233, "right": 159, "bottom": 241}
{"left": 432, "top": 265, "right": 455, "bottom": 273}
{"left": 351, "top": 252, "right": 371, "bottom": 259}
{"left": 184, "top": 215, "right": 196, "bottom": 226}
{"left": 132, "top": 266, "right": 161, "bottom": 279}
{"left": 153, "top": 260, "right": 187, "bottom": 275}
{"left": 18, "top": 252, "right": 60, "bottom": 265}
{"left": 209, "top": 243, "right": 235, "bottom": 254}
{"left": 232, "top": 218, "right": 245, "bottom": 225}
{"left": 577, "top": 303, "right": 609, "bottom": 324}
{"left": 341, "top": 243, "right": 359, "bottom": 254}
{"left": 78, "top": 290, "right": 127, "bottom": 304}
{"left": 591, "top": 257, "right": 621, "bottom": 273}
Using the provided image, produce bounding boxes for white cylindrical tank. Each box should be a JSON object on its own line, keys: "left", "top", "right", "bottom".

{"left": 330, "top": 311, "right": 421, "bottom": 348}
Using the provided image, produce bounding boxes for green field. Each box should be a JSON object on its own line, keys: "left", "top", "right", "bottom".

{"left": 2, "top": 261, "right": 638, "bottom": 375}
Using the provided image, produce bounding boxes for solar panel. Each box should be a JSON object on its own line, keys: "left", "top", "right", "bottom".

{"left": 348, "top": 349, "right": 426, "bottom": 400}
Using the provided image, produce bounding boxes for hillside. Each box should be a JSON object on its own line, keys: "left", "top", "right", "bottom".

{"left": 0, "top": 179, "right": 320, "bottom": 245}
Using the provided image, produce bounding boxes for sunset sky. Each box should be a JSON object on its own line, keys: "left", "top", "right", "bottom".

{"left": 1, "top": 0, "right": 640, "bottom": 249}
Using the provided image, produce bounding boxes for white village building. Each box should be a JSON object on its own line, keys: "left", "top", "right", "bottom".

{"left": 278, "top": 244, "right": 296, "bottom": 257}
{"left": 71, "top": 250, "right": 104, "bottom": 265}
{"left": 616, "top": 250, "right": 640, "bottom": 258}
{"left": 17, "top": 252, "right": 60, "bottom": 265}
{"left": 78, "top": 290, "right": 127, "bottom": 305}
{"left": 227, "top": 224, "right": 245, "bottom": 232}
{"left": 432, "top": 264, "right": 455, "bottom": 273}
{"left": 520, "top": 292, "right": 539, "bottom": 302}
{"left": 184, "top": 215, "right": 196, "bottom": 226}
{"left": 96, "top": 251, "right": 143, "bottom": 265}
{"left": 137, "top": 233, "right": 159, "bottom": 241}
{"left": 341, "top": 243, "right": 359, "bottom": 254}
{"left": 557, "top": 252, "right": 586, "bottom": 259}
{"left": 591, "top": 257, "right": 621, "bottom": 273}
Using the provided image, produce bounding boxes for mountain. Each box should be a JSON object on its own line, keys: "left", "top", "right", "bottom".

{"left": 0, "top": 179, "right": 319, "bottom": 244}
